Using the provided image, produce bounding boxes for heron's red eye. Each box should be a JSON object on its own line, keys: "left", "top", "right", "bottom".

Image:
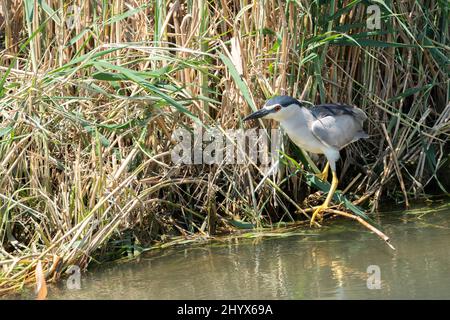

{"left": 274, "top": 105, "right": 282, "bottom": 112}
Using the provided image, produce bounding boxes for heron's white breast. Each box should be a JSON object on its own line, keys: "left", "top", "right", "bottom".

{"left": 279, "top": 107, "right": 327, "bottom": 154}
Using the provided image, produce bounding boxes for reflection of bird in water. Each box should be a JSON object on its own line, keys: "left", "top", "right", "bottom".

{"left": 244, "top": 96, "right": 368, "bottom": 226}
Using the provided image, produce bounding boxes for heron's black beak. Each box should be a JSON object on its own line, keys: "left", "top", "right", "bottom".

{"left": 243, "top": 108, "right": 270, "bottom": 122}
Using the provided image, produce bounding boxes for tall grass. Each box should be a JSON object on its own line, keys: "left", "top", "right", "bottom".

{"left": 0, "top": 0, "right": 449, "bottom": 294}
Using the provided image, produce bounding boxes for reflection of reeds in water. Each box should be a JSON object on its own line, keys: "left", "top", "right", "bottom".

{"left": 27, "top": 215, "right": 450, "bottom": 299}
{"left": 0, "top": 1, "right": 449, "bottom": 295}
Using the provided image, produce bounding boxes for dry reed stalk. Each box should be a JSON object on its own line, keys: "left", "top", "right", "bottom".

{"left": 327, "top": 209, "right": 396, "bottom": 251}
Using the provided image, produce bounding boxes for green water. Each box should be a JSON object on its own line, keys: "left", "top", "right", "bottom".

{"left": 27, "top": 204, "right": 450, "bottom": 299}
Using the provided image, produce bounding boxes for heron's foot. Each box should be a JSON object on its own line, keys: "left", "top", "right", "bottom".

{"left": 315, "top": 162, "right": 330, "bottom": 181}
{"left": 310, "top": 204, "right": 328, "bottom": 227}
{"left": 315, "top": 171, "right": 328, "bottom": 181}
{"left": 310, "top": 166, "right": 337, "bottom": 227}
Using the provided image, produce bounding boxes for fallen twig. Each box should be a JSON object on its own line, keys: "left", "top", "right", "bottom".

{"left": 327, "top": 209, "right": 396, "bottom": 250}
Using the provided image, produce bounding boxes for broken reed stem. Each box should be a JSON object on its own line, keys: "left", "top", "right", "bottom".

{"left": 327, "top": 209, "right": 396, "bottom": 250}
{"left": 300, "top": 205, "right": 394, "bottom": 249}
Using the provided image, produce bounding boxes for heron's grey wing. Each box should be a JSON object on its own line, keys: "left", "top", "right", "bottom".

{"left": 311, "top": 104, "right": 367, "bottom": 125}
{"left": 310, "top": 103, "right": 368, "bottom": 149}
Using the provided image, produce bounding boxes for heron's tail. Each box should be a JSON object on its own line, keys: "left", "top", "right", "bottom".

{"left": 352, "top": 107, "right": 368, "bottom": 123}
{"left": 348, "top": 130, "right": 369, "bottom": 145}
{"left": 355, "top": 130, "right": 369, "bottom": 139}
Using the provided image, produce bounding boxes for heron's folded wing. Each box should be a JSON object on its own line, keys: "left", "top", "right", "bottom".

{"left": 311, "top": 104, "right": 367, "bottom": 125}
{"left": 311, "top": 115, "right": 364, "bottom": 150}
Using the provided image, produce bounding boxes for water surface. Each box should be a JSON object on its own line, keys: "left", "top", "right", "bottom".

{"left": 47, "top": 204, "right": 450, "bottom": 299}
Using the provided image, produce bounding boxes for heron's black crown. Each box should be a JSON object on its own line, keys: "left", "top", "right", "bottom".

{"left": 266, "top": 95, "right": 302, "bottom": 108}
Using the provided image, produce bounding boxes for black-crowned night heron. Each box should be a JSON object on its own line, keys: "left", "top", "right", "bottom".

{"left": 243, "top": 95, "right": 368, "bottom": 226}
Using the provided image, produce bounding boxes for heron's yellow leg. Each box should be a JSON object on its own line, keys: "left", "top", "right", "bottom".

{"left": 310, "top": 170, "right": 338, "bottom": 226}
{"left": 316, "top": 162, "right": 330, "bottom": 181}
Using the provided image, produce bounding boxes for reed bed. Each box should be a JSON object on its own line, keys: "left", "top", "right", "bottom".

{"left": 0, "top": 0, "right": 449, "bottom": 295}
